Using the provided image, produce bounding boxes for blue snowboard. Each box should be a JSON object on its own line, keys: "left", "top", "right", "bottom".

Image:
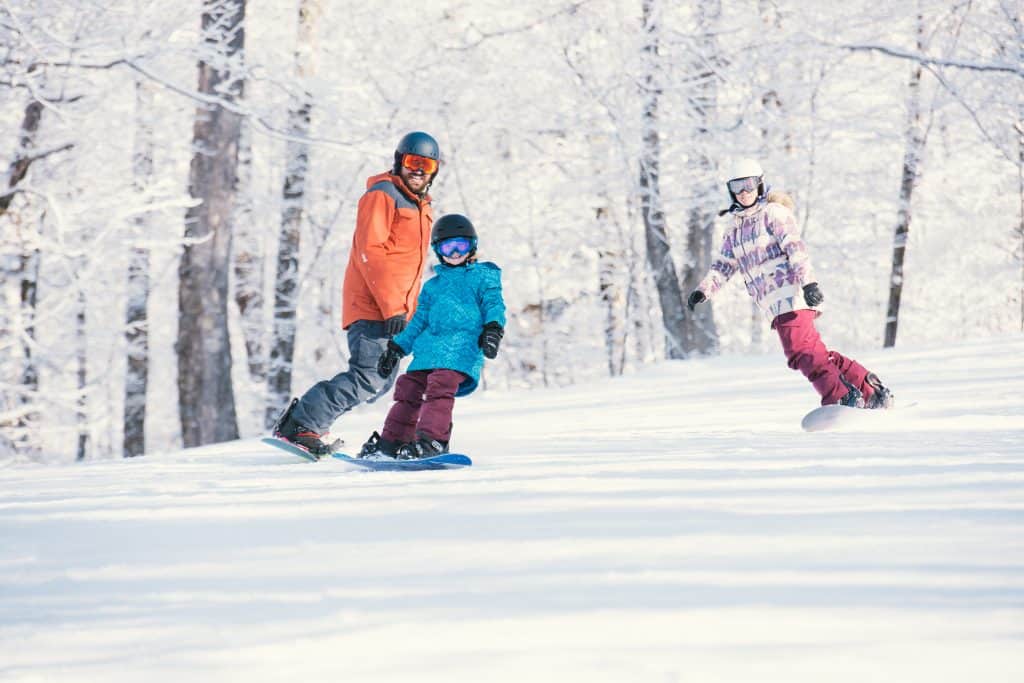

{"left": 332, "top": 452, "right": 472, "bottom": 471}
{"left": 262, "top": 436, "right": 471, "bottom": 470}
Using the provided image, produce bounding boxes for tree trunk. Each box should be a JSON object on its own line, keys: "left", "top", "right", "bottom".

{"left": 1017, "top": 54, "right": 1023, "bottom": 330}
{"left": 1, "top": 99, "right": 43, "bottom": 216}
{"left": 596, "top": 205, "right": 626, "bottom": 376}
{"left": 1017, "top": 6, "right": 1024, "bottom": 331}
{"left": 124, "top": 79, "right": 154, "bottom": 458}
{"left": 75, "top": 288, "right": 88, "bottom": 461}
{"left": 639, "top": 0, "right": 687, "bottom": 359}
{"left": 1, "top": 99, "right": 45, "bottom": 453}
{"left": 18, "top": 247, "right": 40, "bottom": 423}
{"left": 884, "top": 8, "right": 927, "bottom": 348}
{"left": 265, "top": 0, "right": 321, "bottom": 428}
{"left": 178, "top": 0, "right": 245, "bottom": 447}
{"left": 233, "top": 119, "right": 266, "bottom": 388}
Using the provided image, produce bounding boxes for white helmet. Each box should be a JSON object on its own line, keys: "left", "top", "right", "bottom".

{"left": 727, "top": 158, "right": 764, "bottom": 182}
{"left": 725, "top": 157, "right": 765, "bottom": 205}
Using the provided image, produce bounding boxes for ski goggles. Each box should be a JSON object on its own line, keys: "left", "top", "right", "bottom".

{"left": 402, "top": 153, "right": 439, "bottom": 175}
{"left": 436, "top": 236, "right": 476, "bottom": 257}
{"left": 727, "top": 176, "right": 760, "bottom": 194}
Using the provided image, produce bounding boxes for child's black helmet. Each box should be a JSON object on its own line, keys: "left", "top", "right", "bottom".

{"left": 393, "top": 131, "right": 440, "bottom": 174}
{"left": 431, "top": 213, "right": 477, "bottom": 245}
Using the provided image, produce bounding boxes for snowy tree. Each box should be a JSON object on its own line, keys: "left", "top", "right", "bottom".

{"left": 677, "top": 0, "right": 722, "bottom": 356}
{"left": 232, "top": 120, "right": 265, "bottom": 392}
{"left": 178, "top": 0, "right": 245, "bottom": 446}
{"left": 884, "top": 6, "right": 929, "bottom": 348}
{"left": 123, "top": 78, "right": 156, "bottom": 458}
{"left": 638, "top": 0, "right": 688, "bottom": 359}
{"left": 265, "top": 0, "right": 322, "bottom": 429}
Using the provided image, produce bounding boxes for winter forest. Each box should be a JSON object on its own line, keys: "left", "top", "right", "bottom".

{"left": 1, "top": 0, "right": 1021, "bottom": 462}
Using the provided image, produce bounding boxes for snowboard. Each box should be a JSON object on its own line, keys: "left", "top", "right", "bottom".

{"left": 262, "top": 436, "right": 471, "bottom": 470}
{"left": 262, "top": 436, "right": 341, "bottom": 462}
{"left": 332, "top": 452, "right": 472, "bottom": 471}
{"left": 801, "top": 404, "right": 907, "bottom": 432}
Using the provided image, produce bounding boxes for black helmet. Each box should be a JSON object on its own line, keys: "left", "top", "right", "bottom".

{"left": 431, "top": 213, "right": 477, "bottom": 244}
{"left": 431, "top": 213, "right": 478, "bottom": 260}
{"left": 393, "top": 131, "right": 440, "bottom": 174}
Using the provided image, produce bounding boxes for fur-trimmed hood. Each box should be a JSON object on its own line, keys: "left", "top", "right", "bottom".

{"left": 766, "top": 190, "right": 794, "bottom": 212}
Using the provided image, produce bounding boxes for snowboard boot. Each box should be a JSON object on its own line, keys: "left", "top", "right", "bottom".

{"left": 864, "top": 373, "right": 895, "bottom": 409}
{"left": 273, "top": 398, "right": 336, "bottom": 458}
{"left": 837, "top": 376, "right": 864, "bottom": 408}
{"left": 396, "top": 436, "right": 449, "bottom": 460}
{"left": 357, "top": 431, "right": 403, "bottom": 458}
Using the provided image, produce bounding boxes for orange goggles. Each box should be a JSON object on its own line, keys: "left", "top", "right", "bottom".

{"left": 402, "top": 153, "right": 438, "bottom": 175}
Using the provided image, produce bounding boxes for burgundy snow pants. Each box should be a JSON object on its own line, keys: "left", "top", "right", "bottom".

{"left": 772, "top": 310, "right": 875, "bottom": 405}
{"left": 381, "top": 369, "right": 466, "bottom": 443}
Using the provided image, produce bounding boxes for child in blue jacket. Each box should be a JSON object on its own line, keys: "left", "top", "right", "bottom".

{"left": 358, "top": 213, "right": 506, "bottom": 459}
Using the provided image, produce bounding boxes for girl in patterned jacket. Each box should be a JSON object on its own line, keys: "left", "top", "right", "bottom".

{"left": 358, "top": 213, "right": 506, "bottom": 459}
{"left": 687, "top": 158, "right": 894, "bottom": 409}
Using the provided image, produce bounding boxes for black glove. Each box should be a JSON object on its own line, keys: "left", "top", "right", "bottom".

{"left": 687, "top": 290, "right": 706, "bottom": 311}
{"left": 803, "top": 282, "right": 824, "bottom": 307}
{"left": 376, "top": 340, "right": 405, "bottom": 378}
{"left": 478, "top": 321, "right": 504, "bottom": 359}
{"left": 383, "top": 314, "right": 407, "bottom": 337}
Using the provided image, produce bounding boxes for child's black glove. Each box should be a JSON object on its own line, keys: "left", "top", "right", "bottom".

{"left": 383, "top": 314, "right": 407, "bottom": 337}
{"left": 803, "top": 283, "right": 824, "bottom": 307}
{"left": 376, "top": 340, "right": 405, "bottom": 378}
{"left": 687, "top": 290, "right": 706, "bottom": 311}
{"left": 478, "top": 322, "right": 504, "bottom": 359}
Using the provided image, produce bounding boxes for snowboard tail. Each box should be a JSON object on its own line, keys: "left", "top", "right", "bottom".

{"left": 262, "top": 436, "right": 339, "bottom": 461}
{"left": 801, "top": 402, "right": 912, "bottom": 432}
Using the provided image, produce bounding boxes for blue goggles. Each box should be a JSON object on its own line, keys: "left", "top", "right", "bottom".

{"left": 436, "top": 236, "right": 476, "bottom": 257}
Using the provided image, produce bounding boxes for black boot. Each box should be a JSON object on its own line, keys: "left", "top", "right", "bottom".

{"left": 864, "top": 373, "right": 895, "bottom": 409}
{"left": 271, "top": 398, "right": 299, "bottom": 435}
{"left": 396, "top": 436, "right": 448, "bottom": 460}
{"left": 273, "top": 398, "right": 336, "bottom": 457}
{"left": 837, "top": 376, "right": 864, "bottom": 408}
{"left": 358, "top": 431, "right": 402, "bottom": 458}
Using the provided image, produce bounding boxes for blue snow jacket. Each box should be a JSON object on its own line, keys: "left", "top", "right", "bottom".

{"left": 392, "top": 260, "right": 506, "bottom": 397}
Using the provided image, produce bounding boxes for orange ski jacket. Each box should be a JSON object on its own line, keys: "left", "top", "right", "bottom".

{"left": 342, "top": 172, "right": 434, "bottom": 328}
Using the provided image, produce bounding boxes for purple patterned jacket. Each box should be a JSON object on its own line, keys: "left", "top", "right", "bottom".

{"left": 697, "top": 192, "right": 816, "bottom": 320}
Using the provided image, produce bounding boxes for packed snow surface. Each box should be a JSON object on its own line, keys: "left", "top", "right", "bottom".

{"left": 2, "top": 336, "right": 1023, "bottom": 682}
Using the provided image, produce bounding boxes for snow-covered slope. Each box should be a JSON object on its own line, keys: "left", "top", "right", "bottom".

{"left": 2, "top": 336, "right": 1023, "bottom": 682}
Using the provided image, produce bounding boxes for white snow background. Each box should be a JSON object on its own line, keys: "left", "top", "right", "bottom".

{"left": 2, "top": 334, "right": 1023, "bottom": 682}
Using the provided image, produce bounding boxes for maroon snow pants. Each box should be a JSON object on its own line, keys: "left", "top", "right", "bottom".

{"left": 381, "top": 369, "right": 466, "bottom": 443}
{"left": 772, "top": 310, "right": 875, "bottom": 405}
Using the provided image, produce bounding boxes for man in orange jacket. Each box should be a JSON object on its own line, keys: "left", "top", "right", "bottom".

{"left": 273, "top": 132, "right": 439, "bottom": 455}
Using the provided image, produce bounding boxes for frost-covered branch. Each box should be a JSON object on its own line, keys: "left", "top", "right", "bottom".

{"left": 1, "top": 142, "right": 74, "bottom": 213}
{"left": 838, "top": 41, "right": 1023, "bottom": 78}
{"left": 445, "top": 1, "right": 593, "bottom": 50}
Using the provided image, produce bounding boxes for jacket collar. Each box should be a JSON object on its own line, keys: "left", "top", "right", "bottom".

{"left": 433, "top": 261, "right": 474, "bottom": 275}
{"left": 390, "top": 172, "right": 432, "bottom": 206}
{"left": 365, "top": 171, "right": 432, "bottom": 206}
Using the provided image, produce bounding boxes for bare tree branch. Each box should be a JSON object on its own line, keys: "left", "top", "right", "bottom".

{"left": 444, "top": 1, "right": 593, "bottom": 51}
{"left": 1, "top": 143, "right": 75, "bottom": 213}
{"left": 838, "top": 41, "right": 1022, "bottom": 78}
{"left": 8, "top": 54, "right": 366, "bottom": 149}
